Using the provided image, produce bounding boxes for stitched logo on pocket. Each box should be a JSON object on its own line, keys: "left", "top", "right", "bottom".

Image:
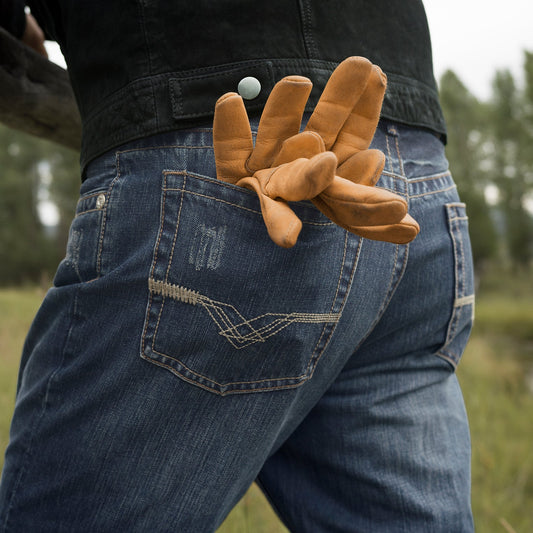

{"left": 188, "top": 224, "right": 227, "bottom": 271}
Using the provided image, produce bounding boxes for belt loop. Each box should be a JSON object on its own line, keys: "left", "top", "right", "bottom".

{"left": 386, "top": 123, "right": 399, "bottom": 138}
{"left": 384, "top": 121, "right": 406, "bottom": 184}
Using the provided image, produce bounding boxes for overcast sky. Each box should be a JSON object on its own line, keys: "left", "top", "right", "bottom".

{"left": 45, "top": 1, "right": 533, "bottom": 102}
{"left": 424, "top": 0, "right": 533, "bottom": 100}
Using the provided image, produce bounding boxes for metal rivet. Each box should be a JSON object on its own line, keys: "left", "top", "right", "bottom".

{"left": 96, "top": 193, "right": 106, "bottom": 209}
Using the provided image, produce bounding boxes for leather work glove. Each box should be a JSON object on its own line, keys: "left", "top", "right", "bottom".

{"left": 214, "top": 56, "right": 420, "bottom": 247}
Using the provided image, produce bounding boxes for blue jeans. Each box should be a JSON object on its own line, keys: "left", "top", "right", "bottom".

{"left": 0, "top": 121, "right": 475, "bottom": 532}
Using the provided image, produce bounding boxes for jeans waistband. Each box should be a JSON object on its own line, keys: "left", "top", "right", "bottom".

{"left": 84, "top": 119, "right": 452, "bottom": 200}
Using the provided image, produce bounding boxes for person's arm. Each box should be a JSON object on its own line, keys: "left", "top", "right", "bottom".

{"left": 0, "top": 0, "right": 47, "bottom": 56}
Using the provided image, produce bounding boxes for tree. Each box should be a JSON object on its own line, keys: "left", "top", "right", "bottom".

{"left": 439, "top": 70, "right": 498, "bottom": 271}
{"left": 0, "top": 28, "right": 80, "bottom": 285}
{"left": 0, "top": 126, "right": 52, "bottom": 283}
{"left": 489, "top": 66, "right": 533, "bottom": 270}
{"left": 0, "top": 27, "right": 81, "bottom": 150}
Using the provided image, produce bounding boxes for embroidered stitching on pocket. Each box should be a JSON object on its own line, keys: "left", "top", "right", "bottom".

{"left": 148, "top": 278, "right": 341, "bottom": 349}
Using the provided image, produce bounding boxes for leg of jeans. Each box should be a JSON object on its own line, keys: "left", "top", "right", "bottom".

{"left": 0, "top": 123, "right": 474, "bottom": 532}
{"left": 258, "top": 123, "right": 475, "bottom": 532}
{"left": 0, "top": 126, "right": 398, "bottom": 532}
{"left": 258, "top": 351, "right": 473, "bottom": 532}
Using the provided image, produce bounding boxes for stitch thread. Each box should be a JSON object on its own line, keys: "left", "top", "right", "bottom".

{"left": 455, "top": 294, "right": 475, "bottom": 307}
{"left": 409, "top": 184, "right": 457, "bottom": 199}
{"left": 394, "top": 135, "right": 405, "bottom": 178}
{"left": 437, "top": 204, "right": 475, "bottom": 365}
{"left": 148, "top": 277, "right": 341, "bottom": 349}
{"left": 164, "top": 174, "right": 186, "bottom": 283}
{"left": 148, "top": 279, "right": 200, "bottom": 304}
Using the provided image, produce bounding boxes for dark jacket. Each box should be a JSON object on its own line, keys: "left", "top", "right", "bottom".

{"left": 2, "top": 0, "right": 446, "bottom": 171}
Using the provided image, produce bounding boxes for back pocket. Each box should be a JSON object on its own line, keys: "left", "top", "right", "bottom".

{"left": 141, "top": 171, "right": 360, "bottom": 395}
{"left": 437, "top": 203, "right": 475, "bottom": 368}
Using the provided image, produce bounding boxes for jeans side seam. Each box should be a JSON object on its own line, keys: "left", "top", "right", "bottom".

{"left": 455, "top": 294, "right": 475, "bottom": 307}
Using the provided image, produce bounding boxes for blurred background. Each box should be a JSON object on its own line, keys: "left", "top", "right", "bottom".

{"left": 1, "top": 1, "right": 532, "bottom": 531}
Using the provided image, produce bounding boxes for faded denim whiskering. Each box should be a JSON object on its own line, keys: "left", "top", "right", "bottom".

{"left": 0, "top": 120, "right": 474, "bottom": 532}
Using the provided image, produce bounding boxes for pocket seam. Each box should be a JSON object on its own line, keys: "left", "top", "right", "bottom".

{"left": 437, "top": 203, "right": 475, "bottom": 368}
{"left": 74, "top": 190, "right": 108, "bottom": 218}
{"left": 96, "top": 153, "right": 123, "bottom": 277}
{"left": 140, "top": 172, "right": 358, "bottom": 395}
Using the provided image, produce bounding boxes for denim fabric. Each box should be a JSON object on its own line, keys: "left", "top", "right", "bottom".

{"left": 0, "top": 121, "right": 474, "bottom": 532}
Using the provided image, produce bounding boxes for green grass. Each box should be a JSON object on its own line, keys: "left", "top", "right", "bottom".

{"left": 0, "top": 276, "right": 531, "bottom": 532}
{"left": 0, "top": 287, "right": 45, "bottom": 457}
{"left": 458, "top": 335, "right": 533, "bottom": 532}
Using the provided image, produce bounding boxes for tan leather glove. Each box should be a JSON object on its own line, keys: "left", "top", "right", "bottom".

{"left": 280, "top": 59, "right": 420, "bottom": 244}
{"left": 214, "top": 56, "right": 419, "bottom": 247}
{"left": 214, "top": 76, "right": 338, "bottom": 247}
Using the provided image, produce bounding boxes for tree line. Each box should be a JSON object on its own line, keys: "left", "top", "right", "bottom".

{"left": 440, "top": 52, "right": 533, "bottom": 273}
{"left": 1, "top": 54, "right": 533, "bottom": 285}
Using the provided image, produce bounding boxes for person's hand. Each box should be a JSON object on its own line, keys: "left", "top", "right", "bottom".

{"left": 22, "top": 13, "right": 48, "bottom": 58}
{"left": 214, "top": 57, "right": 419, "bottom": 247}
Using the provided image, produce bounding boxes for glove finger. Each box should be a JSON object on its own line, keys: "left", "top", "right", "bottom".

{"left": 214, "top": 92, "right": 254, "bottom": 183}
{"left": 258, "top": 152, "right": 337, "bottom": 202}
{"left": 349, "top": 214, "right": 420, "bottom": 244}
{"left": 337, "top": 149, "right": 386, "bottom": 186}
{"left": 313, "top": 178, "right": 408, "bottom": 227}
{"left": 247, "top": 76, "right": 313, "bottom": 172}
{"left": 305, "top": 56, "right": 373, "bottom": 150}
{"left": 236, "top": 177, "right": 302, "bottom": 248}
{"left": 332, "top": 65, "right": 387, "bottom": 165}
{"left": 272, "top": 131, "right": 326, "bottom": 166}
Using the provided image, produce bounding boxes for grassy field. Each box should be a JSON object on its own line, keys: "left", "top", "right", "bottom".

{"left": 0, "top": 273, "right": 532, "bottom": 532}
